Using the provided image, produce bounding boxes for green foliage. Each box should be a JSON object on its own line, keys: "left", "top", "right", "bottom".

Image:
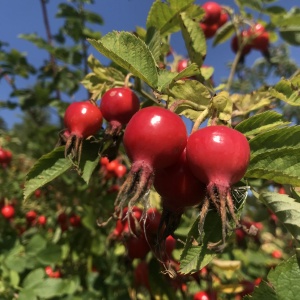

{"left": 1, "top": 0, "right": 300, "bottom": 299}
{"left": 24, "top": 147, "right": 72, "bottom": 201}
{"left": 260, "top": 192, "right": 300, "bottom": 243}
{"left": 88, "top": 32, "right": 159, "bottom": 88}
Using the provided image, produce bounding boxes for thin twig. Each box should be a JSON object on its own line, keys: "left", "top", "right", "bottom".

{"left": 40, "top": 0, "right": 61, "bottom": 101}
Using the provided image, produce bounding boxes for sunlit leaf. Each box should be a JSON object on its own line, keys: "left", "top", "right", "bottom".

{"left": 249, "top": 126, "right": 300, "bottom": 157}
{"left": 235, "top": 111, "right": 290, "bottom": 137}
{"left": 146, "top": 0, "right": 197, "bottom": 36}
{"left": 270, "top": 76, "right": 300, "bottom": 104}
{"left": 179, "top": 12, "right": 206, "bottom": 67}
{"left": 88, "top": 32, "right": 158, "bottom": 88}
{"left": 180, "top": 13, "right": 206, "bottom": 67}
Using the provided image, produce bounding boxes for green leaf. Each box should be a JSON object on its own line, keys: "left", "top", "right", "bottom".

{"left": 10, "top": 270, "right": 20, "bottom": 288}
{"left": 280, "top": 27, "right": 300, "bottom": 45}
{"left": 268, "top": 255, "right": 300, "bottom": 300}
{"left": 145, "top": 27, "right": 162, "bottom": 63}
{"left": 88, "top": 32, "right": 158, "bottom": 89}
{"left": 146, "top": 1, "right": 178, "bottom": 35}
{"left": 19, "top": 34, "right": 53, "bottom": 52}
{"left": 235, "top": 111, "right": 290, "bottom": 137}
{"left": 26, "top": 234, "right": 47, "bottom": 256}
{"left": 158, "top": 64, "right": 202, "bottom": 93}
{"left": 168, "top": 80, "right": 211, "bottom": 106}
{"left": 5, "top": 244, "right": 27, "bottom": 273}
{"left": 82, "top": 205, "right": 97, "bottom": 233}
{"left": 179, "top": 211, "right": 221, "bottom": 275}
{"left": 157, "top": 69, "right": 182, "bottom": 93}
{"left": 234, "top": 0, "right": 262, "bottom": 11}
{"left": 24, "top": 147, "right": 72, "bottom": 201}
{"left": 270, "top": 76, "right": 300, "bottom": 105}
{"left": 36, "top": 244, "right": 62, "bottom": 265}
{"left": 180, "top": 192, "right": 245, "bottom": 275}
{"left": 249, "top": 126, "right": 300, "bottom": 157}
{"left": 56, "top": 3, "right": 78, "bottom": 19}
{"left": 83, "top": 10, "right": 103, "bottom": 25}
{"left": 18, "top": 289, "right": 38, "bottom": 300}
{"left": 247, "top": 147, "right": 300, "bottom": 185}
{"left": 275, "top": 14, "right": 300, "bottom": 27}
{"left": 166, "top": 79, "right": 211, "bottom": 122}
{"left": 79, "top": 140, "right": 100, "bottom": 184}
{"left": 259, "top": 192, "right": 300, "bottom": 243}
{"left": 244, "top": 281, "right": 277, "bottom": 300}
{"left": 34, "top": 278, "right": 78, "bottom": 299}
{"left": 265, "top": 6, "right": 286, "bottom": 16}
{"left": 22, "top": 269, "right": 45, "bottom": 289}
{"left": 213, "top": 21, "right": 235, "bottom": 46}
{"left": 201, "top": 66, "right": 214, "bottom": 80}
{"left": 179, "top": 12, "right": 206, "bottom": 67}
{"left": 231, "top": 92, "right": 272, "bottom": 116}
{"left": 146, "top": 0, "right": 194, "bottom": 36}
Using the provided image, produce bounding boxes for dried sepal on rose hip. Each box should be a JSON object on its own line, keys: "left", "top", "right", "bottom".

{"left": 186, "top": 125, "right": 253, "bottom": 251}
{"left": 60, "top": 100, "right": 103, "bottom": 163}
{"left": 113, "top": 106, "right": 187, "bottom": 233}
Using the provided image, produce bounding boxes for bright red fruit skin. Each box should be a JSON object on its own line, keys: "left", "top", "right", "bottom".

{"left": 154, "top": 149, "right": 205, "bottom": 211}
{"left": 69, "top": 214, "right": 81, "bottom": 227}
{"left": 0, "top": 148, "right": 6, "bottom": 163}
{"left": 0, "top": 148, "right": 12, "bottom": 167}
{"left": 1, "top": 205, "right": 15, "bottom": 219}
{"left": 114, "top": 164, "right": 127, "bottom": 178}
{"left": 64, "top": 101, "right": 103, "bottom": 138}
{"left": 45, "top": 266, "right": 61, "bottom": 278}
{"left": 231, "top": 31, "right": 252, "bottom": 56}
{"left": 145, "top": 207, "right": 161, "bottom": 234}
{"left": 202, "top": 2, "right": 221, "bottom": 25}
{"left": 26, "top": 210, "right": 37, "bottom": 223}
{"left": 123, "top": 107, "right": 187, "bottom": 170}
{"left": 186, "top": 126, "right": 250, "bottom": 186}
{"left": 38, "top": 215, "right": 47, "bottom": 226}
{"left": 125, "top": 234, "right": 150, "bottom": 260}
{"left": 134, "top": 261, "right": 150, "bottom": 290}
{"left": 218, "top": 11, "right": 228, "bottom": 27}
{"left": 177, "top": 59, "right": 189, "bottom": 72}
{"left": 193, "top": 290, "right": 217, "bottom": 300}
{"left": 248, "top": 24, "right": 269, "bottom": 52}
{"left": 100, "top": 87, "right": 140, "bottom": 125}
{"left": 165, "top": 235, "right": 176, "bottom": 257}
{"left": 200, "top": 22, "right": 218, "bottom": 39}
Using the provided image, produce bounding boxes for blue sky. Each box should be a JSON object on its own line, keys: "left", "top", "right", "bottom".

{"left": 0, "top": 0, "right": 299, "bottom": 129}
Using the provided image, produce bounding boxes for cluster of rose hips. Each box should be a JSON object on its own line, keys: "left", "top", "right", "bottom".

{"left": 100, "top": 156, "right": 127, "bottom": 179}
{"left": 0, "top": 147, "right": 12, "bottom": 168}
{"left": 25, "top": 210, "right": 47, "bottom": 227}
{"left": 62, "top": 86, "right": 140, "bottom": 162}
{"left": 0, "top": 203, "right": 47, "bottom": 236}
{"left": 110, "top": 206, "right": 177, "bottom": 260}
{"left": 231, "top": 23, "right": 270, "bottom": 60}
{"left": 57, "top": 211, "right": 81, "bottom": 232}
{"left": 45, "top": 265, "right": 62, "bottom": 278}
{"left": 200, "top": 1, "right": 228, "bottom": 39}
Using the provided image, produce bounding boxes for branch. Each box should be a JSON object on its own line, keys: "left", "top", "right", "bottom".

{"left": 40, "top": 0, "right": 61, "bottom": 101}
